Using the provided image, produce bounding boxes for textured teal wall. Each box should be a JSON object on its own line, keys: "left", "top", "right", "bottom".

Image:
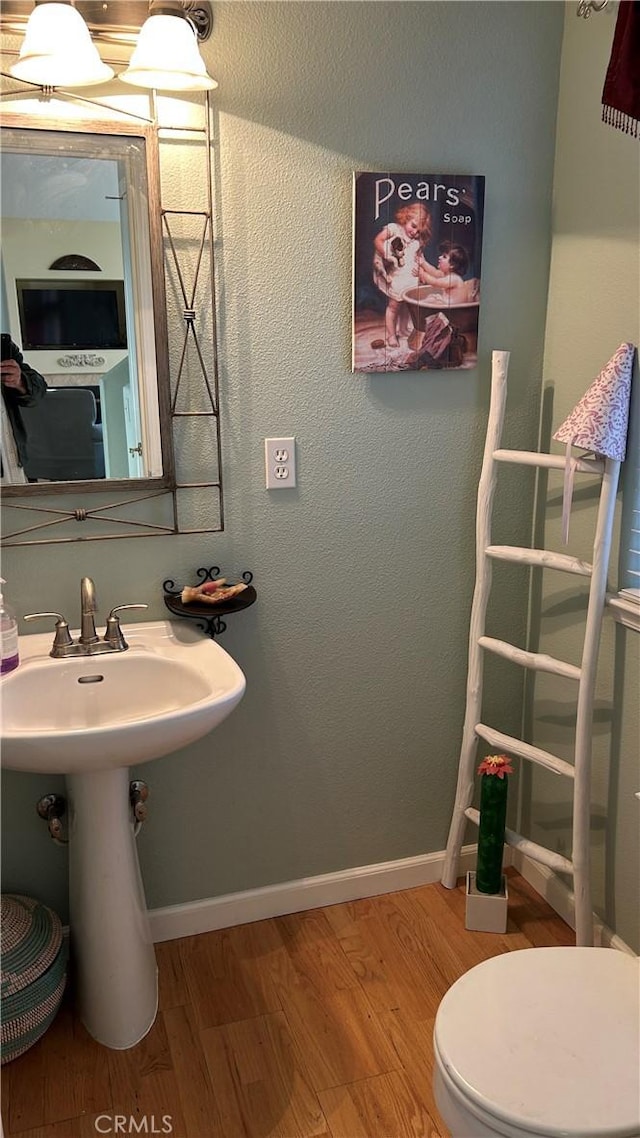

{"left": 1, "top": 2, "right": 563, "bottom": 922}
{"left": 531, "top": 4, "right": 640, "bottom": 953}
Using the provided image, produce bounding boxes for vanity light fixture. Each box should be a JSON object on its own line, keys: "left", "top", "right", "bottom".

{"left": 119, "top": 0, "right": 217, "bottom": 92}
{"left": 10, "top": 1, "right": 114, "bottom": 88}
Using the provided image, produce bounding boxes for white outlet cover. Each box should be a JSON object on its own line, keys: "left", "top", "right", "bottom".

{"left": 265, "top": 437, "right": 296, "bottom": 489}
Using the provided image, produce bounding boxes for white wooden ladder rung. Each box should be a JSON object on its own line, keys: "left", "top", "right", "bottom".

{"left": 464, "top": 808, "right": 575, "bottom": 876}
{"left": 486, "top": 545, "right": 593, "bottom": 577}
{"left": 478, "top": 636, "right": 582, "bottom": 681}
{"left": 441, "top": 350, "right": 623, "bottom": 947}
{"left": 475, "top": 723, "right": 576, "bottom": 779}
{"left": 493, "top": 449, "right": 605, "bottom": 474}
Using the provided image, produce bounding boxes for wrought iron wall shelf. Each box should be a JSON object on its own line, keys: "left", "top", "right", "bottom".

{"left": 163, "top": 568, "right": 256, "bottom": 639}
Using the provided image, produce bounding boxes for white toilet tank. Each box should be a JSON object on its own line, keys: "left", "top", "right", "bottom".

{"left": 433, "top": 947, "right": 640, "bottom": 1138}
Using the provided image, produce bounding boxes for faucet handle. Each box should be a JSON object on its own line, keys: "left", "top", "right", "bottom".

{"left": 23, "top": 612, "right": 74, "bottom": 657}
{"left": 104, "top": 604, "right": 149, "bottom": 650}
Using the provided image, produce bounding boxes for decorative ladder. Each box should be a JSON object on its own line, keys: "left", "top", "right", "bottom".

{"left": 441, "top": 350, "right": 622, "bottom": 946}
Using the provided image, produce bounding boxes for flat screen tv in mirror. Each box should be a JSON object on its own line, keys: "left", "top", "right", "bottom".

{"left": 17, "top": 279, "right": 127, "bottom": 351}
{"left": 0, "top": 116, "right": 172, "bottom": 492}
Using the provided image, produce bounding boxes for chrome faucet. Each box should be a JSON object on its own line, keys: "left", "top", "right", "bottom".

{"left": 80, "top": 576, "right": 99, "bottom": 647}
{"left": 24, "top": 577, "right": 148, "bottom": 658}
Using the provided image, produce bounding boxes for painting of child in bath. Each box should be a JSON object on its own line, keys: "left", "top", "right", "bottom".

{"left": 352, "top": 172, "right": 485, "bottom": 373}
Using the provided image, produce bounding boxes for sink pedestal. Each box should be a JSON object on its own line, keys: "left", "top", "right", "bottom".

{"left": 67, "top": 768, "right": 158, "bottom": 1049}
{"left": 3, "top": 620, "right": 247, "bottom": 1048}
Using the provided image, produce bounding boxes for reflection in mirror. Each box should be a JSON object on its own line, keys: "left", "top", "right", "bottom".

{"left": 0, "top": 119, "right": 173, "bottom": 493}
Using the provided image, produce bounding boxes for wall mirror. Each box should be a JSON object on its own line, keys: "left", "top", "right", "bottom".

{"left": 0, "top": 90, "right": 222, "bottom": 545}
{"left": 1, "top": 114, "right": 173, "bottom": 493}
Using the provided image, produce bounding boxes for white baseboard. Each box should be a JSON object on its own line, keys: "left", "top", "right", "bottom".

{"left": 512, "top": 851, "right": 636, "bottom": 956}
{"left": 148, "top": 844, "right": 636, "bottom": 956}
{"left": 148, "top": 843, "right": 480, "bottom": 943}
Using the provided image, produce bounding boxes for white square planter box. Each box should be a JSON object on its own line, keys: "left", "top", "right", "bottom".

{"left": 465, "top": 871, "right": 509, "bottom": 933}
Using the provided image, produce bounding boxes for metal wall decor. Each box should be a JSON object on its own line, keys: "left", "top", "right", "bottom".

{"left": 161, "top": 101, "right": 224, "bottom": 538}
{"left": 163, "top": 569, "right": 257, "bottom": 639}
{"left": 576, "top": 0, "right": 608, "bottom": 16}
{"left": 0, "top": 72, "right": 224, "bottom": 545}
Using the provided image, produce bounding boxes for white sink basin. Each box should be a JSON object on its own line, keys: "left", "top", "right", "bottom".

{"left": 0, "top": 619, "right": 246, "bottom": 774}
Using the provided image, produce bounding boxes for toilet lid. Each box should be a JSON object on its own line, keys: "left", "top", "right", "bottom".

{"left": 434, "top": 947, "right": 640, "bottom": 1138}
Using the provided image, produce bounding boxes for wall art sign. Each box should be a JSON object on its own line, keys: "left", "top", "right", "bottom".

{"left": 352, "top": 172, "right": 485, "bottom": 373}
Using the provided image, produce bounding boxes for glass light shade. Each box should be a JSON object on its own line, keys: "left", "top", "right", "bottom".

{"left": 120, "top": 13, "right": 217, "bottom": 91}
{"left": 10, "top": 3, "right": 114, "bottom": 88}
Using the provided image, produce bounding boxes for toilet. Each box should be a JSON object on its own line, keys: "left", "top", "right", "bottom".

{"left": 433, "top": 947, "right": 640, "bottom": 1138}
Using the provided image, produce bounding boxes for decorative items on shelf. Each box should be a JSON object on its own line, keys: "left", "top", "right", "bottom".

{"left": 163, "top": 567, "right": 256, "bottom": 639}
{"left": 465, "top": 754, "right": 514, "bottom": 934}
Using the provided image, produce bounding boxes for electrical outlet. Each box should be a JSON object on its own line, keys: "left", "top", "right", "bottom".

{"left": 265, "top": 437, "right": 296, "bottom": 489}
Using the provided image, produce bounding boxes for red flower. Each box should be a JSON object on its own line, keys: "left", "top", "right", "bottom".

{"left": 477, "top": 754, "right": 514, "bottom": 779}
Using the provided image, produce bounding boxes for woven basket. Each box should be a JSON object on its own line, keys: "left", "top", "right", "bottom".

{"left": 1, "top": 894, "right": 67, "bottom": 1065}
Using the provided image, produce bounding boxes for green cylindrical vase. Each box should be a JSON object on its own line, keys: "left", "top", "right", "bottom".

{"left": 476, "top": 774, "right": 508, "bottom": 894}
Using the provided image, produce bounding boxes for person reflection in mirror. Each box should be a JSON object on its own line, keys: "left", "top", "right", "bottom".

{"left": 1, "top": 333, "right": 47, "bottom": 471}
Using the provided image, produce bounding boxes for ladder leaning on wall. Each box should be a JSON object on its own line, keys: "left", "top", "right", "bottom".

{"left": 441, "top": 350, "right": 623, "bottom": 947}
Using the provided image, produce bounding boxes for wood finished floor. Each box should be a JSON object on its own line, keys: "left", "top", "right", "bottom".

{"left": 2, "top": 870, "right": 574, "bottom": 1138}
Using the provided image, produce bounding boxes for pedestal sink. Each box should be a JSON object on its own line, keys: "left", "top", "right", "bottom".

{"left": 1, "top": 620, "right": 246, "bottom": 1049}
